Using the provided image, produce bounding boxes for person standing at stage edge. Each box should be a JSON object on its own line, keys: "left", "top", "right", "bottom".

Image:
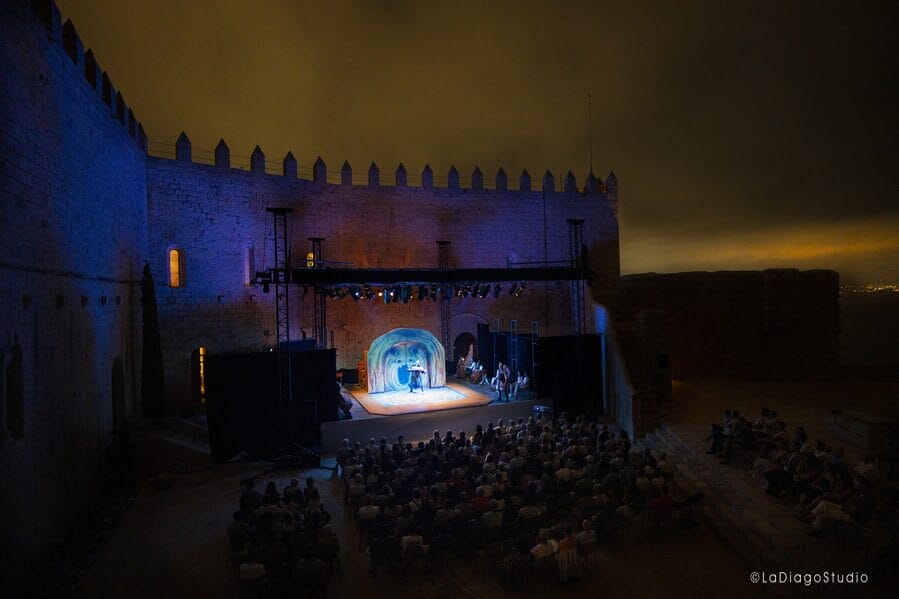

{"left": 498, "top": 364, "right": 509, "bottom": 402}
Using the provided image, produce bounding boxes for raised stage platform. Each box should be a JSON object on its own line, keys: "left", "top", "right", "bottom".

{"left": 321, "top": 394, "right": 546, "bottom": 453}
{"left": 349, "top": 381, "right": 494, "bottom": 416}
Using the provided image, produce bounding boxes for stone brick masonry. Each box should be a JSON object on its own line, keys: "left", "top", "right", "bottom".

{"left": 0, "top": 0, "right": 148, "bottom": 581}
{"left": 146, "top": 156, "right": 620, "bottom": 405}
{"left": 0, "top": 0, "right": 842, "bottom": 586}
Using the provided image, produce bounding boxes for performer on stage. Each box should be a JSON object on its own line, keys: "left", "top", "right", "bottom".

{"left": 513, "top": 371, "right": 529, "bottom": 399}
{"left": 498, "top": 363, "right": 512, "bottom": 402}
{"left": 409, "top": 359, "right": 424, "bottom": 393}
{"left": 455, "top": 356, "right": 465, "bottom": 378}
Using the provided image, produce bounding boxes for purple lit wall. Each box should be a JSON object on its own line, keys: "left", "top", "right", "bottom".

{"left": 146, "top": 155, "right": 620, "bottom": 406}
{"left": 0, "top": 0, "right": 148, "bottom": 582}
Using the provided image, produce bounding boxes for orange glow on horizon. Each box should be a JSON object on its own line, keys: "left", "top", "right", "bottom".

{"left": 622, "top": 215, "right": 899, "bottom": 277}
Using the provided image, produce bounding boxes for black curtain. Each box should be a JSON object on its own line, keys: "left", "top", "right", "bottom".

{"left": 535, "top": 334, "right": 604, "bottom": 416}
{"left": 205, "top": 349, "right": 336, "bottom": 461}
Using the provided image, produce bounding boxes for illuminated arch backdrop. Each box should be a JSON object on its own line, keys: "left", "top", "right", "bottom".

{"left": 367, "top": 328, "right": 446, "bottom": 393}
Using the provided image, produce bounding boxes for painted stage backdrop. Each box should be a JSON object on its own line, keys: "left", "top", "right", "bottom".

{"left": 367, "top": 328, "right": 446, "bottom": 393}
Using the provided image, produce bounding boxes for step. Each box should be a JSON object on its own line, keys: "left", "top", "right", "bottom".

{"left": 664, "top": 421, "right": 880, "bottom": 576}
{"left": 131, "top": 432, "right": 212, "bottom": 475}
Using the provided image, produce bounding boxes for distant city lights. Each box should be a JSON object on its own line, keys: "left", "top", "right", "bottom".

{"left": 840, "top": 284, "right": 898, "bottom": 294}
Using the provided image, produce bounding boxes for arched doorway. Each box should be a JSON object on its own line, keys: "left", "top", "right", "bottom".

{"left": 111, "top": 357, "right": 125, "bottom": 431}
{"left": 453, "top": 332, "right": 477, "bottom": 364}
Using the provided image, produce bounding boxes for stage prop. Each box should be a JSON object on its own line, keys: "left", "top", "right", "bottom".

{"left": 367, "top": 328, "right": 446, "bottom": 393}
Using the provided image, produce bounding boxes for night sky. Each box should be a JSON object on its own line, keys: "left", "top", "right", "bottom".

{"left": 57, "top": 0, "right": 898, "bottom": 284}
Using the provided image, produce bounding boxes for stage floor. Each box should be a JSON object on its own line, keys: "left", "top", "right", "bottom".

{"left": 349, "top": 381, "right": 494, "bottom": 416}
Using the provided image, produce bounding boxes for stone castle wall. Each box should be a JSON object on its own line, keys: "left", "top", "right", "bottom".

{"left": 4, "top": 0, "right": 843, "bottom": 584}
{"left": 146, "top": 154, "right": 620, "bottom": 406}
{"left": 0, "top": 0, "right": 148, "bottom": 581}
{"left": 619, "top": 270, "right": 840, "bottom": 379}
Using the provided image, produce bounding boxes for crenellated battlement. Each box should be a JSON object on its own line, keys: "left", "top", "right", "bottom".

{"left": 2, "top": 1, "right": 621, "bottom": 586}
{"left": 25, "top": 0, "right": 615, "bottom": 205}
{"left": 30, "top": 0, "right": 147, "bottom": 153}
{"left": 147, "top": 132, "right": 618, "bottom": 209}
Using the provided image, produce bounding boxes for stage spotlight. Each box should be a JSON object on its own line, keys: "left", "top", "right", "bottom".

{"left": 462, "top": 284, "right": 471, "bottom": 297}
{"left": 336, "top": 287, "right": 348, "bottom": 299}
{"left": 493, "top": 283, "right": 502, "bottom": 298}
{"left": 429, "top": 286, "right": 438, "bottom": 301}
{"left": 480, "top": 284, "right": 490, "bottom": 298}
{"left": 364, "top": 286, "right": 374, "bottom": 300}
{"left": 514, "top": 282, "right": 527, "bottom": 296}
{"left": 383, "top": 288, "right": 391, "bottom": 304}
{"left": 508, "top": 283, "right": 519, "bottom": 296}
{"left": 326, "top": 287, "right": 337, "bottom": 299}
{"left": 351, "top": 287, "right": 361, "bottom": 301}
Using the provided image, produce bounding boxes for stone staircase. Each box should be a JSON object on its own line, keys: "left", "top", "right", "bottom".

{"left": 634, "top": 425, "right": 874, "bottom": 577}
{"left": 130, "top": 416, "right": 212, "bottom": 476}
{"left": 612, "top": 317, "right": 665, "bottom": 435}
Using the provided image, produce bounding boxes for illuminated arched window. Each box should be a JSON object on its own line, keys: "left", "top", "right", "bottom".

{"left": 168, "top": 247, "right": 184, "bottom": 288}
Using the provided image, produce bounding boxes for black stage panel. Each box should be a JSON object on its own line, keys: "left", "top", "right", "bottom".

{"left": 477, "top": 323, "right": 533, "bottom": 377}
{"left": 205, "top": 349, "right": 337, "bottom": 461}
{"left": 535, "top": 334, "right": 604, "bottom": 416}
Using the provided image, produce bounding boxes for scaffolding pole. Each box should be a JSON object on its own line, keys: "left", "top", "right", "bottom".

{"left": 509, "top": 319, "right": 519, "bottom": 376}
{"left": 567, "top": 219, "right": 586, "bottom": 337}
{"left": 267, "top": 207, "right": 293, "bottom": 406}
{"left": 309, "top": 238, "right": 326, "bottom": 350}
{"left": 437, "top": 241, "right": 451, "bottom": 352}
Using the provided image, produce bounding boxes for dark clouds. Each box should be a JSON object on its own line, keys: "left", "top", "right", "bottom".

{"left": 57, "top": 0, "right": 899, "bottom": 283}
